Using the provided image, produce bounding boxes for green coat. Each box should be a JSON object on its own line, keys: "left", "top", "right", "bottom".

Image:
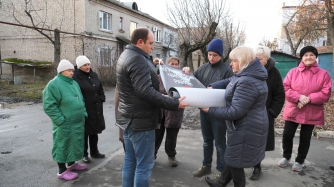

{"left": 42, "top": 74, "right": 87, "bottom": 163}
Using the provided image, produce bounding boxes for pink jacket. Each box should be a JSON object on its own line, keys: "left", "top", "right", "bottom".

{"left": 283, "top": 62, "right": 332, "bottom": 125}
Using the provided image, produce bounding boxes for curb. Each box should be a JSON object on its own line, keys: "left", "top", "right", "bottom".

{"left": 275, "top": 128, "right": 334, "bottom": 138}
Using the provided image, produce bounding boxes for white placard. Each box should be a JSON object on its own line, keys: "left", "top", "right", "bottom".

{"left": 169, "top": 87, "right": 226, "bottom": 108}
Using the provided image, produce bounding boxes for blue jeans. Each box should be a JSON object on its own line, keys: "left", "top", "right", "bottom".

{"left": 122, "top": 123, "right": 155, "bottom": 187}
{"left": 200, "top": 110, "right": 227, "bottom": 172}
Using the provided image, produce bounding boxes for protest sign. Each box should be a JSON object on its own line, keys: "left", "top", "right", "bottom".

{"left": 158, "top": 64, "right": 205, "bottom": 92}
{"left": 159, "top": 64, "right": 226, "bottom": 108}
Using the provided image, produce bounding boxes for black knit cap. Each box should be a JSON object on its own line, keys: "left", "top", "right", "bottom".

{"left": 300, "top": 46, "right": 318, "bottom": 58}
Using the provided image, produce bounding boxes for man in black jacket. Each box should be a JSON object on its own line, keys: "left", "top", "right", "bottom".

{"left": 116, "top": 27, "right": 188, "bottom": 187}
{"left": 189, "top": 39, "right": 234, "bottom": 185}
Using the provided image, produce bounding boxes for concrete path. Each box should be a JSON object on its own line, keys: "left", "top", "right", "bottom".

{"left": 63, "top": 129, "right": 334, "bottom": 187}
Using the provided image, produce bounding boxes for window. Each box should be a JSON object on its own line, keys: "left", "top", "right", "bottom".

{"left": 155, "top": 30, "right": 161, "bottom": 42}
{"left": 118, "top": 43, "right": 125, "bottom": 57}
{"left": 99, "top": 11, "right": 112, "bottom": 31}
{"left": 323, "top": 40, "right": 327, "bottom": 46}
{"left": 119, "top": 17, "right": 123, "bottom": 30}
{"left": 98, "top": 47, "right": 115, "bottom": 67}
{"left": 130, "top": 21, "right": 138, "bottom": 36}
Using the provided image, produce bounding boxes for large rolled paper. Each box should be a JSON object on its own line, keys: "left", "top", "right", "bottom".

{"left": 169, "top": 87, "right": 226, "bottom": 108}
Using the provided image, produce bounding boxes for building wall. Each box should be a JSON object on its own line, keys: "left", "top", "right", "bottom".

{"left": 0, "top": 63, "right": 13, "bottom": 80}
{"left": 318, "top": 53, "right": 334, "bottom": 87}
{"left": 279, "top": 5, "right": 327, "bottom": 55}
{"left": 271, "top": 53, "right": 299, "bottom": 79}
{"left": 0, "top": 63, "right": 54, "bottom": 83}
{"left": 192, "top": 51, "right": 205, "bottom": 71}
{"left": 0, "top": 0, "right": 178, "bottom": 84}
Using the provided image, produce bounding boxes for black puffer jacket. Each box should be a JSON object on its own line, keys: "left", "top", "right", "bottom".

{"left": 209, "top": 58, "right": 268, "bottom": 168}
{"left": 194, "top": 60, "right": 233, "bottom": 87}
{"left": 116, "top": 45, "right": 179, "bottom": 132}
{"left": 72, "top": 68, "right": 106, "bottom": 135}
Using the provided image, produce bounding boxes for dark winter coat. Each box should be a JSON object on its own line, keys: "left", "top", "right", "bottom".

{"left": 73, "top": 68, "right": 106, "bottom": 135}
{"left": 209, "top": 58, "right": 268, "bottom": 168}
{"left": 116, "top": 45, "right": 179, "bottom": 132}
{"left": 194, "top": 59, "right": 234, "bottom": 87}
{"left": 158, "top": 75, "right": 184, "bottom": 128}
{"left": 264, "top": 57, "right": 285, "bottom": 151}
{"left": 42, "top": 74, "right": 87, "bottom": 163}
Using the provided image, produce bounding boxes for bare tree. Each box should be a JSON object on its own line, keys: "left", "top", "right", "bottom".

{"left": 96, "top": 46, "right": 117, "bottom": 85}
{"left": 162, "top": 29, "right": 178, "bottom": 59}
{"left": 324, "top": 0, "right": 334, "bottom": 46}
{"left": 166, "top": 0, "right": 228, "bottom": 70}
{"left": 0, "top": 0, "right": 73, "bottom": 70}
{"left": 203, "top": 18, "right": 246, "bottom": 63}
{"left": 282, "top": 0, "right": 327, "bottom": 56}
{"left": 316, "top": 0, "right": 334, "bottom": 63}
{"left": 259, "top": 37, "right": 279, "bottom": 51}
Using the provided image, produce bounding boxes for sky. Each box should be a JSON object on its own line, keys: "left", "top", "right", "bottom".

{"left": 133, "top": 0, "right": 301, "bottom": 48}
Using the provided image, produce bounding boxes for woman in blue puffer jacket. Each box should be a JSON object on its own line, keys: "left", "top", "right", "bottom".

{"left": 202, "top": 46, "right": 269, "bottom": 187}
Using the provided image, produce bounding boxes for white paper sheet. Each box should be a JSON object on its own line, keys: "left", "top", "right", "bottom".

{"left": 169, "top": 87, "right": 226, "bottom": 108}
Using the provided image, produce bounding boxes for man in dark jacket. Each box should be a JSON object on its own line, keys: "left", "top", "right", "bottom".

{"left": 116, "top": 27, "right": 188, "bottom": 187}
{"left": 191, "top": 39, "right": 234, "bottom": 183}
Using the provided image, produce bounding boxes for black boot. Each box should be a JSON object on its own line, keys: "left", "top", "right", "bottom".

{"left": 249, "top": 166, "right": 261, "bottom": 180}
{"left": 205, "top": 169, "right": 231, "bottom": 187}
{"left": 205, "top": 172, "right": 223, "bottom": 187}
{"left": 330, "top": 165, "right": 334, "bottom": 171}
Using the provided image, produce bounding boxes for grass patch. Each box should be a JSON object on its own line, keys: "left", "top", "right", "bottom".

{"left": 0, "top": 81, "right": 46, "bottom": 101}
{"left": 2, "top": 58, "right": 53, "bottom": 66}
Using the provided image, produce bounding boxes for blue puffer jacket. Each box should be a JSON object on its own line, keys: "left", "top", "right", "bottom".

{"left": 208, "top": 58, "right": 268, "bottom": 168}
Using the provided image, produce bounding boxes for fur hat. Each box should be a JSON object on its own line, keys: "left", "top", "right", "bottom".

{"left": 300, "top": 46, "right": 318, "bottom": 58}
{"left": 76, "top": 55, "right": 91, "bottom": 69}
{"left": 207, "top": 39, "right": 224, "bottom": 56}
{"left": 57, "top": 59, "right": 74, "bottom": 73}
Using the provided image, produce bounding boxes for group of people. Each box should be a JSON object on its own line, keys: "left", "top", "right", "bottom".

{"left": 42, "top": 56, "right": 106, "bottom": 180}
{"left": 42, "top": 26, "right": 332, "bottom": 187}
{"left": 181, "top": 41, "right": 285, "bottom": 187}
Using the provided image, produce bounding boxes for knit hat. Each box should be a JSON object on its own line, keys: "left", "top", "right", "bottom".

{"left": 57, "top": 59, "right": 74, "bottom": 73}
{"left": 207, "top": 39, "right": 224, "bottom": 56}
{"left": 300, "top": 46, "right": 318, "bottom": 58}
{"left": 76, "top": 55, "right": 91, "bottom": 69}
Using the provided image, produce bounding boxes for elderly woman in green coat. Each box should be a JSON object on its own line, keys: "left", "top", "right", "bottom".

{"left": 43, "top": 59, "right": 88, "bottom": 181}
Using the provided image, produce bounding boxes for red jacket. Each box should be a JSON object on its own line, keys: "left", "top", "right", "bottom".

{"left": 283, "top": 62, "right": 332, "bottom": 125}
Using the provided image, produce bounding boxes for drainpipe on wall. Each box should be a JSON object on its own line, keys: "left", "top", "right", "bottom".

{"left": 0, "top": 44, "right": 2, "bottom": 79}
{"left": 11, "top": 64, "right": 14, "bottom": 82}
{"left": 34, "top": 68, "right": 36, "bottom": 83}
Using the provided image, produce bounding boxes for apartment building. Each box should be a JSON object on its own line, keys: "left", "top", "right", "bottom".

{"left": 0, "top": 0, "right": 178, "bottom": 84}
{"left": 279, "top": 2, "right": 327, "bottom": 55}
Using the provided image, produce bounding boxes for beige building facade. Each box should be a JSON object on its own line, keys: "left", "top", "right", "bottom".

{"left": 0, "top": 0, "right": 178, "bottom": 84}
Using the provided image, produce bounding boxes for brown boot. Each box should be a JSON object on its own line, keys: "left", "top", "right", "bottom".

{"left": 193, "top": 165, "right": 211, "bottom": 177}
{"left": 168, "top": 157, "right": 178, "bottom": 167}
